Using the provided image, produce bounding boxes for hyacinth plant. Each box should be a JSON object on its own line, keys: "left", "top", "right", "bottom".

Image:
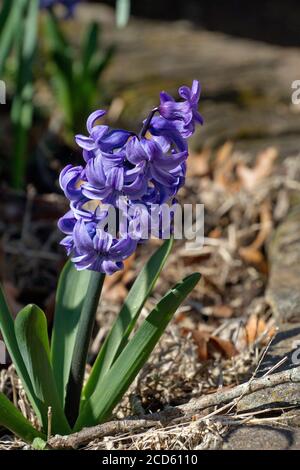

{"left": 0, "top": 82, "right": 202, "bottom": 447}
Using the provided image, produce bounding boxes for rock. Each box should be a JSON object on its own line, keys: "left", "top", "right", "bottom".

{"left": 236, "top": 324, "right": 300, "bottom": 412}
{"left": 266, "top": 204, "right": 300, "bottom": 322}
{"left": 237, "top": 382, "right": 300, "bottom": 413}
{"left": 260, "top": 323, "right": 300, "bottom": 373}
{"left": 72, "top": 4, "right": 300, "bottom": 158}
{"left": 222, "top": 424, "right": 300, "bottom": 450}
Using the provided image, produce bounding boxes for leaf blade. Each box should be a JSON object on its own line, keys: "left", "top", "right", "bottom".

{"left": 0, "top": 392, "right": 45, "bottom": 444}
{"left": 116, "top": 0, "right": 131, "bottom": 28}
{"left": 76, "top": 273, "right": 200, "bottom": 429}
{"left": 15, "top": 305, "right": 71, "bottom": 435}
{"left": 83, "top": 238, "right": 173, "bottom": 401}
{"left": 51, "top": 261, "right": 92, "bottom": 407}
{"left": 0, "top": 286, "right": 43, "bottom": 425}
{"left": 11, "top": 0, "right": 39, "bottom": 188}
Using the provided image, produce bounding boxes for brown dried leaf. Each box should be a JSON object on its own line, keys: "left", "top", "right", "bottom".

{"left": 213, "top": 141, "right": 235, "bottom": 189}
{"left": 208, "top": 336, "right": 238, "bottom": 358}
{"left": 181, "top": 327, "right": 209, "bottom": 361}
{"left": 187, "top": 148, "right": 211, "bottom": 177}
{"left": 245, "top": 313, "right": 267, "bottom": 345}
{"left": 237, "top": 147, "right": 278, "bottom": 191}
{"left": 239, "top": 200, "right": 272, "bottom": 273}
{"left": 212, "top": 305, "right": 234, "bottom": 318}
{"left": 192, "top": 330, "right": 209, "bottom": 361}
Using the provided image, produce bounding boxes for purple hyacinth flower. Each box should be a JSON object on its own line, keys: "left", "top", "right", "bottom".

{"left": 75, "top": 110, "right": 132, "bottom": 158}
{"left": 126, "top": 137, "right": 188, "bottom": 199}
{"left": 149, "top": 116, "right": 187, "bottom": 153}
{"left": 58, "top": 80, "right": 203, "bottom": 273}
{"left": 158, "top": 80, "right": 203, "bottom": 138}
{"left": 40, "top": 0, "right": 80, "bottom": 17}
{"left": 126, "top": 136, "right": 187, "bottom": 190}
{"left": 58, "top": 210, "right": 77, "bottom": 255}
{"left": 71, "top": 219, "right": 137, "bottom": 274}
{"left": 59, "top": 164, "right": 85, "bottom": 201}
{"left": 81, "top": 146, "right": 148, "bottom": 203}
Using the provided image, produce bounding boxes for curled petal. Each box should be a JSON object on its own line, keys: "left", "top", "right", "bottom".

{"left": 90, "top": 125, "right": 109, "bottom": 144}
{"left": 110, "top": 236, "right": 137, "bottom": 260}
{"left": 59, "top": 164, "right": 84, "bottom": 200}
{"left": 86, "top": 110, "right": 106, "bottom": 134}
{"left": 60, "top": 235, "right": 74, "bottom": 256}
{"left": 150, "top": 165, "right": 177, "bottom": 186}
{"left": 58, "top": 210, "right": 76, "bottom": 234}
{"left": 85, "top": 155, "right": 106, "bottom": 187}
{"left": 107, "top": 166, "right": 124, "bottom": 191}
{"left": 100, "top": 129, "right": 132, "bottom": 152}
{"left": 93, "top": 230, "right": 113, "bottom": 254}
{"left": 75, "top": 135, "right": 97, "bottom": 151}
{"left": 160, "top": 91, "right": 175, "bottom": 103}
{"left": 159, "top": 100, "right": 192, "bottom": 124}
{"left": 155, "top": 150, "right": 188, "bottom": 170}
{"left": 101, "top": 260, "right": 123, "bottom": 275}
{"left": 178, "top": 85, "right": 191, "bottom": 101}
{"left": 126, "top": 136, "right": 148, "bottom": 165}
{"left": 150, "top": 117, "right": 187, "bottom": 152}
{"left": 73, "top": 219, "right": 94, "bottom": 255}
{"left": 81, "top": 183, "right": 112, "bottom": 201}
{"left": 72, "top": 252, "right": 96, "bottom": 271}
{"left": 191, "top": 79, "right": 201, "bottom": 103}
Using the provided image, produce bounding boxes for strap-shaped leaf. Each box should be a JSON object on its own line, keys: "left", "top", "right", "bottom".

{"left": 51, "top": 261, "right": 92, "bottom": 407}
{"left": 0, "top": 0, "right": 13, "bottom": 35}
{"left": 0, "top": 286, "right": 42, "bottom": 425}
{"left": 44, "top": 10, "right": 75, "bottom": 132}
{"left": 11, "top": 0, "right": 38, "bottom": 188}
{"left": 64, "top": 272, "right": 105, "bottom": 427}
{"left": 0, "top": 392, "right": 45, "bottom": 444}
{"left": 89, "top": 44, "right": 115, "bottom": 81}
{"left": 81, "top": 22, "right": 99, "bottom": 73}
{"left": 0, "top": 0, "right": 27, "bottom": 74}
{"left": 83, "top": 238, "right": 173, "bottom": 401}
{"left": 15, "top": 305, "right": 71, "bottom": 435}
{"left": 75, "top": 273, "right": 200, "bottom": 430}
{"left": 116, "top": 0, "right": 131, "bottom": 28}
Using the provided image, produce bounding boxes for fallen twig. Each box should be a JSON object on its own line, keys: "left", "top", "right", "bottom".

{"left": 48, "top": 366, "right": 300, "bottom": 449}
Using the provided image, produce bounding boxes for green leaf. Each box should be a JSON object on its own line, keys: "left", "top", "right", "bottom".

{"left": 83, "top": 238, "right": 173, "bottom": 401}
{"left": 75, "top": 272, "right": 200, "bottom": 430}
{"left": 0, "top": 0, "right": 27, "bottom": 75}
{"left": 0, "top": 0, "right": 13, "bottom": 35}
{"left": 51, "top": 261, "right": 92, "bottom": 407}
{"left": 89, "top": 44, "right": 116, "bottom": 81}
{"left": 116, "top": 0, "right": 130, "bottom": 28}
{"left": 11, "top": 0, "right": 39, "bottom": 188}
{"left": 0, "top": 286, "right": 43, "bottom": 425}
{"left": 82, "top": 22, "right": 99, "bottom": 72}
{"left": 0, "top": 392, "right": 45, "bottom": 444}
{"left": 44, "top": 9, "right": 75, "bottom": 133}
{"left": 15, "top": 305, "right": 71, "bottom": 435}
{"left": 64, "top": 272, "right": 105, "bottom": 428}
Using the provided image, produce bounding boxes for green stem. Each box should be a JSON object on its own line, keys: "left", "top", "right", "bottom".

{"left": 64, "top": 271, "right": 105, "bottom": 427}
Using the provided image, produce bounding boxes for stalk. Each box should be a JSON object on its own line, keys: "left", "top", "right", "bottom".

{"left": 139, "top": 107, "right": 158, "bottom": 138}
